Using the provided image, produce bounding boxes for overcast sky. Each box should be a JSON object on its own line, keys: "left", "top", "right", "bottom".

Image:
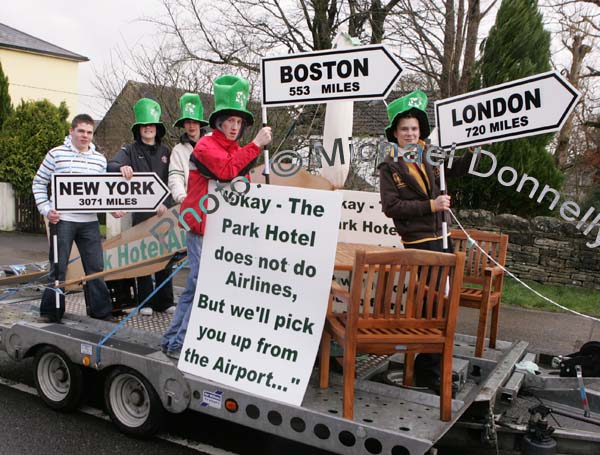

{"left": 2, "top": 0, "right": 164, "bottom": 118}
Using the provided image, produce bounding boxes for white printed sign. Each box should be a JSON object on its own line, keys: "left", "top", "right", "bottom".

{"left": 334, "top": 190, "right": 405, "bottom": 314}
{"left": 337, "top": 190, "right": 401, "bottom": 247}
{"left": 178, "top": 183, "right": 343, "bottom": 406}
{"left": 261, "top": 45, "right": 402, "bottom": 106}
{"left": 52, "top": 173, "right": 170, "bottom": 212}
{"left": 435, "top": 71, "right": 580, "bottom": 149}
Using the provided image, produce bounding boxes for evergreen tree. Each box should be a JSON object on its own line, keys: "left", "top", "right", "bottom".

{"left": 0, "top": 61, "right": 12, "bottom": 131}
{"left": 0, "top": 100, "right": 69, "bottom": 195}
{"left": 452, "top": 0, "right": 563, "bottom": 216}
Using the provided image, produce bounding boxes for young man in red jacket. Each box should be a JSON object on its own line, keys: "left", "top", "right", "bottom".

{"left": 161, "top": 75, "right": 272, "bottom": 359}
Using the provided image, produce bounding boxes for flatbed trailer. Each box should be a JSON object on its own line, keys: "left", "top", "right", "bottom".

{"left": 1, "top": 291, "right": 598, "bottom": 455}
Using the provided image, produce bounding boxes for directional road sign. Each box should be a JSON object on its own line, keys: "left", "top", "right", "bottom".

{"left": 435, "top": 71, "right": 581, "bottom": 149}
{"left": 52, "top": 173, "right": 170, "bottom": 213}
{"left": 261, "top": 45, "right": 402, "bottom": 106}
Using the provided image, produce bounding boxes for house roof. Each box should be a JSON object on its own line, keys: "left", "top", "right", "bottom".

{"left": 0, "top": 22, "right": 88, "bottom": 62}
{"left": 94, "top": 80, "right": 440, "bottom": 159}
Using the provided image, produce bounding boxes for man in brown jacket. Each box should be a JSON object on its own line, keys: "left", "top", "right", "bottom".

{"left": 379, "top": 90, "right": 476, "bottom": 252}
{"left": 378, "top": 90, "right": 478, "bottom": 391}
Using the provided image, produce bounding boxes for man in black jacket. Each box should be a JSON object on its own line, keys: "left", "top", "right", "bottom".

{"left": 108, "top": 98, "right": 175, "bottom": 316}
{"left": 379, "top": 90, "right": 478, "bottom": 391}
{"left": 379, "top": 90, "right": 476, "bottom": 252}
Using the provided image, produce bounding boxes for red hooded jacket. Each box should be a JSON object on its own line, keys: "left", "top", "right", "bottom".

{"left": 179, "top": 129, "right": 261, "bottom": 235}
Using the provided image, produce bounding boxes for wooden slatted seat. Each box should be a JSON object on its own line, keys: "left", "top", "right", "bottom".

{"left": 451, "top": 229, "right": 509, "bottom": 357}
{"left": 319, "top": 249, "right": 465, "bottom": 421}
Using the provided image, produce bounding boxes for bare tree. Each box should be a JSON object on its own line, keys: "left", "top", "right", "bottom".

{"left": 545, "top": 1, "right": 600, "bottom": 170}
{"left": 387, "top": 0, "right": 498, "bottom": 98}
{"left": 148, "top": 0, "right": 403, "bottom": 82}
{"left": 347, "top": 0, "right": 403, "bottom": 43}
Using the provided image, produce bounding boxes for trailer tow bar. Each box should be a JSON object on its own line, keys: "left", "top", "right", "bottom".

{"left": 522, "top": 405, "right": 556, "bottom": 455}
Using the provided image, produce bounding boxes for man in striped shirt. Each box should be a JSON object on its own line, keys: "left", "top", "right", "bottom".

{"left": 32, "top": 114, "right": 114, "bottom": 321}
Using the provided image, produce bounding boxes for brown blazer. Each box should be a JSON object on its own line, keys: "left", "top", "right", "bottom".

{"left": 379, "top": 149, "right": 476, "bottom": 244}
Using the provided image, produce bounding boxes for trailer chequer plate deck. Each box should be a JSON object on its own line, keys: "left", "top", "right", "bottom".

{"left": 0, "top": 292, "right": 534, "bottom": 455}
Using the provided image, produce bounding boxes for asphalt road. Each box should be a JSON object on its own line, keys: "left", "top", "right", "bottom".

{"left": 0, "top": 352, "right": 334, "bottom": 455}
{"left": 0, "top": 385, "right": 203, "bottom": 455}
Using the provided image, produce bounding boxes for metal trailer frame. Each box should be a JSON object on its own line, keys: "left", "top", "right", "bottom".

{"left": 0, "top": 295, "right": 555, "bottom": 455}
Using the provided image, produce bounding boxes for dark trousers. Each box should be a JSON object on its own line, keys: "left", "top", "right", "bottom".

{"left": 137, "top": 269, "right": 174, "bottom": 311}
{"left": 48, "top": 220, "right": 112, "bottom": 319}
{"left": 403, "top": 238, "right": 454, "bottom": 380}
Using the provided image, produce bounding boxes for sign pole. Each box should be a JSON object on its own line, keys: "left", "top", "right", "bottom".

{"left": 51, "top": 223, "right": 61, "bottom": 321}
{"left": 262, "top": 106, "right": 271, "bottom": 184}
{"left": 439, "top": 163, "right": 449, "bottom": 251}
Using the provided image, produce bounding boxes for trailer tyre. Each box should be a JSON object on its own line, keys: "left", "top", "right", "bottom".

{"left": 33, "top": 346, "right": 84, "bottom": 412}
{"left": 104, "top": 367, "right": 164, "bottom": 437}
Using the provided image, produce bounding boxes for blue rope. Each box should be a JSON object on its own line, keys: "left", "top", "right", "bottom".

{"left": 95, "top": 258, "right": 189, "bottom": 364}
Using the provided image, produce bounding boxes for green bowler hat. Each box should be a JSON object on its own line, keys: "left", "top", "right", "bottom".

{"left": 208, "top": 75, "right": 254, "bottom": 129}
{"left": 174, "top": 93, "right": 208, "bottom": 128}
{"left": 131, "top": 98, "right": 166, "bottom": 139}
{"left": 384, "top": 90, "right": 431, "bottom": 143}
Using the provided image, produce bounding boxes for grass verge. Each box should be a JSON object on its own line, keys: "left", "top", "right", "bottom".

{"left": 501, "top": 277, "right": 600, "bottom": 317}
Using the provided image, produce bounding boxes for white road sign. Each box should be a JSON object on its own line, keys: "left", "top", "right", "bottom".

{"left": 261, "top": 45, "right": 402, "bottom": 106}
{"left": 435, "top": 71, "right": 581, "bottom": 149}
{"left": 52, "top": 173, "right": 170, "bottom": 212}
{"left": 179, "top": 183, "right": 342, "bottom": 406}
{"left": 337, "top": 190, "right": 400, "bottom": 247}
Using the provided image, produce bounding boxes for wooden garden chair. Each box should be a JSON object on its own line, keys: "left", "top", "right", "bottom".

{"left": 319, "top": 249, "right": 466, "bottom": 421}
{"left": 450, "top": 229, "right": 509, "bottom": 358}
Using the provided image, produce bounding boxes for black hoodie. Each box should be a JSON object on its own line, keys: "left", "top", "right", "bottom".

{"left": 108, "top": 140, "right": 174, "bottom": 225}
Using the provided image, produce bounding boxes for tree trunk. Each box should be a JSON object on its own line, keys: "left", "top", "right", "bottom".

{"left": 440, "top": 0, "right": 456, "bottom": 98}
{"left": 311, "top": 0, "right": 335, "bottom": 50}
{"left": 555, "top": 34, "right": 591, "bottom": 170}
{"left": 458, "top": 0, "right": 481, "bottom": 94}
{"left": 369, "top": 0, "right": 386, "bottom": 44}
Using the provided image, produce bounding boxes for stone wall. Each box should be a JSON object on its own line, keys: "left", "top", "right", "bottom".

{"left": 455, "top": 209, "right": 600, "bottom": 290}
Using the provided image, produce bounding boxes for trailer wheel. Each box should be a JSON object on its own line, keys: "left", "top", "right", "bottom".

{"left": 33, "top": 346, "right": 83, "bottom": 412}
{"left": 104, "top": 367, "right": 164, "bottom": 437}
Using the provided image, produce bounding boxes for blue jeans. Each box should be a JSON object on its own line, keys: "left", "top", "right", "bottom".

{"left": 162, "top": 232, "right": 203, "bottom": 352}
{"left": 49, "top": 220, "right": 112, "bottom": 319}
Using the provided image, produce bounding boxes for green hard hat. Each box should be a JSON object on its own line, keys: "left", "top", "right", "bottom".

{"left": 174, "top": 93, "right": 208, "bottom": 128}
{"left": 384, "top": 90, "right": 430, "bottom": 143}
{"left": 208, "top": 75, "right": 254, "bottom": 128}
{"left": 131, "top": 98, "right": 166, "bottom": 139}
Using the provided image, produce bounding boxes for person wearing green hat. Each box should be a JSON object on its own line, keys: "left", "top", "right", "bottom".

{"left": 108, "top": 98, "right": 175, "bottom": 316}
{"left": 379, "top": 90, "right": 477, "bottom": 251}
{"left": 161, "top": 75, "right": 272, "bottom": 359}
{"left": 169, "top": 93, "right": 209, "bottom": 203}
{"left": 378, "top": 90, "right": 478, "bottom": 391}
